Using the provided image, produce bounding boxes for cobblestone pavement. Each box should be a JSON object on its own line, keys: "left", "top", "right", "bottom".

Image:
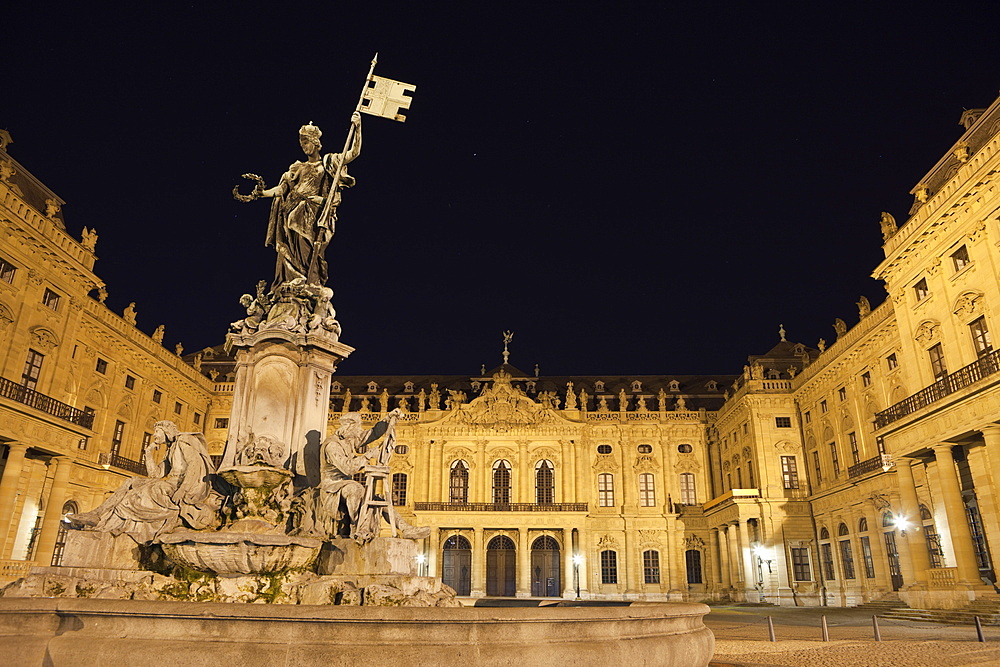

{"left": 706, "top": 605, "right": 1000, "bottom": 667}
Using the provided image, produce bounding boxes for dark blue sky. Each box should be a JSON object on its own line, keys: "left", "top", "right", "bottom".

{"left": 6, "top": 3, "right": 1000, "bottom": 375}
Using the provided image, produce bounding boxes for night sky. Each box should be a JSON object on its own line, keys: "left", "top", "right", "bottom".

{"left": 6, "top": 3, "right": 1000, "bottom": 376}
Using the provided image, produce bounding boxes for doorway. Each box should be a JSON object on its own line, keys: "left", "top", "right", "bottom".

{"left": 487, "top": 535, "right": 516, "bottom": 596}
{"left": 531, "top": 535, "right": 561, "bottom": 597}
{"left": 442, "top": 535, "right": 472, "bottom": 596}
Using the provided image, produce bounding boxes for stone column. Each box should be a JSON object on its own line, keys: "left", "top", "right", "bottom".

{"left": 0, "top": 444, "right": 29, "bottom": 552}
{"left": 895, "top": 459, "right": 931, "bottom": 583}
{"left": 981, "top": 426, "right": 1000, "bottom": 538}
{"left": 932, "top": 444, "right": 982, "bottom": 583}
{"left": 475, "top": 440, "right": 486, "bottom": 503}
{"left": 33, "top": 456, "right": 73, "bottom": 565}
{"left": 429, "top": 440, "right": 444, "bottom": 503}
{"left": 517, "top": 528, "right": 531, "bottom": 598}
{"left": 471, "top": 526, "right": 485, "bottom": 597}
{"left": 562, "top": 529, "right": 575, "bottom": 598}
{"left": 427, "top": 527, "right": 440, "bottom": 579}
{"left": 719, "top": 526, "right": 733, "bottom": 589}
{"left": 518, "top": 440, "right": 530, "bottom": 504}
{"left": 738, "top": 519, "right": 756, "bottom": 599}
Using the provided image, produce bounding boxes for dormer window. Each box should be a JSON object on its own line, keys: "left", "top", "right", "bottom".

{"left": 630, "top": 380, "right": 642, "bottom": 392}
{"left": 331, "top": 381, "right": 342, "bottom": 393}
{"left": 404, "top": 381, "right": 414, "bottom": 392}
{"left": 706, "top": 380, "right": 719, "bottom": 391}
{"left": 367, "top": 381, "right": 378, "bottom": 393}
{"left": 913, "top": 278, "right": 929, "bottom": 302}
{"left": 668, "top": 380, "right": 680, "bottom": 391}
{"left": 594, "top": 381, "right": 605, "bottom": 392}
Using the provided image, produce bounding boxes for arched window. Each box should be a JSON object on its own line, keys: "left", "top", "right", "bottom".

{"left": 449, "top": 460, "right": 469, "bottom": 503}
{"left": 643, "top": 549, "right": 661, "bottom": 584}
{"left": 685, "top": 549, "right": 703, "bottom": 584}
{"left": 819, "top": 526, "right": 831, "bottom": 540}
{"left": 679, "top": 472, "right": 696, "bottom": 505}
{"left": 600, "top": 550, "right": 618, "bottom": 584}
{"left": 919, "top": 504, "right": 933, "bottom": 521}
{"left": 597, "top": 473, "right": 615, "bottom": 507}
{"left": 535, "top": 460, "right": 554, "bottom": 504}
{"left": 838, "top": 523, "right": 849, "bottom": 536}
{"left": 639, "top": 473, "right": 656, "bottom": 507}
{"left": 858, "top": 517, "right": 869, "bottom": 532}
{"left": 493, "top": 460, "right": 512, "bottom": 504}
{"left": 882, "top": 511, "right": 895, "bottom": 528}
{"left": 51, "top": 500, "right": 78, "bottom": 566}
{"left": 391, "top": 473, "right": 407, "bottom": 506}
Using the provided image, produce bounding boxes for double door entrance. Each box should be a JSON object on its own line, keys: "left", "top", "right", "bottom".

{"left": 444, "top": 534, "right": 562, "bottom": 597}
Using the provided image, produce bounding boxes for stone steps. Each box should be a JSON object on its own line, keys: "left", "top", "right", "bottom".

{"left": 879, "top": 607, "right": 1000, "bottom": 625}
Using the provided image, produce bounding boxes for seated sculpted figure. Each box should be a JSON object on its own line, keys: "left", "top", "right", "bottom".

{"left": 292, "top": 409, "right": 429, "bottom": 542}
{"left": 70, "top": 421, "right": 220, "bottom": 543}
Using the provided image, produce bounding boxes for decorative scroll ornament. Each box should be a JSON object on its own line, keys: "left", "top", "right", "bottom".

{"left": 597, "top": 534, "right": 619, "bottom": 550}
{"left": 953, "top": 291, "right": 984, "bottom": 320}
{"left": 683, "top": 535, "right": 706, "bottom": 550}
{"left": 637, "top": 530, "right": 661, "bottom": 548}
{"left": 450, "top": 371, "right": 554, "bottom": 431}
{"left": 913, "top": 320, "right": 941, "bottom": 345}
{"left": 633, "top": 455, "right": 658, "bottom": 472}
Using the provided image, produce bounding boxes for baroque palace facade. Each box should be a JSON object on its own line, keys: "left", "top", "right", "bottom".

{"left": 3, "top": 91, "right": 1000, "bottom": 609}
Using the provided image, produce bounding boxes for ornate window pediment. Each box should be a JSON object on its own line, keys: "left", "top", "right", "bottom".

{"left": 914, "top": 320, "right": 941, "bottom": 345}
{"left": 28, "top": 325, "right": 59, "bottom": 351}
{"left": 953, "top": 291, "right": 984, "bottom": 320}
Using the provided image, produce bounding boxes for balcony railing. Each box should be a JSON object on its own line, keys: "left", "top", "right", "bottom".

{"left": 874, "top": 349, "right": 1000, "bottom": 428}
{"left": 0, "top": 559, "right": 35, "bottom": 580}
{"left": 414, "top": 502, "right": 588, "bottom": 512}
{"left": 98, "top": 452, "right": 147, "bottom": 476}
{"left": 848, "top": 454, "right": 892, "bottom": 479}
{"left": 0, "top": 376, "right": 94, "bottom": 428}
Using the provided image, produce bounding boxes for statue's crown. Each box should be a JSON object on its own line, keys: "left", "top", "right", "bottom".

{"left": 299, "top": 122, "right": 322, "bottom": 143}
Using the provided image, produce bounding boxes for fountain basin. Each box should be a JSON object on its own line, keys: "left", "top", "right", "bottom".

{"left": 217, "top": 465, "right": 292, "bottom": 490}
{"left": 158, "top": 531, "right": 321, "bottom": 575}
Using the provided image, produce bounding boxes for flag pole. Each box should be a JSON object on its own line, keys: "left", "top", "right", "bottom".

{"left": 316, "top": 53, "right": 378, "bottom": 237}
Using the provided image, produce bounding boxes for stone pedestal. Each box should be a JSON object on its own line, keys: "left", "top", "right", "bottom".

{"left": 223, "top": 330, "right": 353, "bottom": 483}
{"left": 61, "top": 531, "right": 146, "bottom": 570}
{"left": 316, "top": 537, "right": 418, "bottom": 576}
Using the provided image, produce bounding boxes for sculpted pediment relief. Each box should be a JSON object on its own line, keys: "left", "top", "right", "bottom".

{"left": 443, "top": 371, "right": 558, "bottom": 431}
{"left": 953, "top": 291, "right": 984, "bottom": 320}
{"left": 914, "top": 320, "right": 941, "bottom": 345}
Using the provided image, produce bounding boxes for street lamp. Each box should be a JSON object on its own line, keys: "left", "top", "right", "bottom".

{"left": 752, "top": 545, "right": 773, "bottom": 600}
{"left": 891, "top": 515, "right": 911, "bottom": 536}
{"left": 416, "top": 553, "right": 426, "bottom": 577}
{"left": 572, "top": 553, "right": 583, "bottom": 600}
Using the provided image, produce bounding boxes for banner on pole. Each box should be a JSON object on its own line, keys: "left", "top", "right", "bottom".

{"left": 361, "top": 75, "right": 416, "bottom": 122}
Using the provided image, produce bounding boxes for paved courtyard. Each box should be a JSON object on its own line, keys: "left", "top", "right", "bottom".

{"left": 707, "top": 605, "right": 1000, "bottom": 667}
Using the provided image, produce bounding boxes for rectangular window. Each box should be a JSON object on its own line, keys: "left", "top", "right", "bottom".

{"left": 680, "top": 472, "right": 696, "bottom": 504}
{"left": 860, "top": 536, "right": 876, "bottom": 578}
{"left": 914, "top": 277, "right": 929, "bottom": 301}
{"left": 193, "top": 412, "right": 201, "bottom": 425}
{"left": 861, "top": 371, "right": 872, "bottom": 387}
{"left": 838, "top": 387, "right": 847, "bottom": 401}
{"left": 598, "top": 473, "right": 615, "bottom": 507}
{"left": 111, "top": 420, "right": 125, "bottom": 455}
{"left": 42, "top": 288, "right": 60, "bottom": 311}
{"left": 813, "top": 450, "right": 822, "bottom": 485}
{"left": 643, "top": 550, "right": 661, "bottom": 584}
{"left": 736, "top": 467, "right": 743, "bottom": 488}
{"left": 391, "top": 473, "right": 407, "bottom": 506}
{"left": 95, "top": 358, "right": 108, "bottom": 374}
{"left": 174, "top": 401, "right": 183, "bottom": 415}
{"left": 781, "top": 456, "right": 799, "bottom": 489}
{"left": 804, "top": 411, "right": 812, "bottom": 424}
{"left": 970, "top": 316, "right": 993, "bottom": 357}
{"left": 820, "top": 400, "right": 828, "bottom": 413}
{"left": 849, "top": 432, "right": 860, "bottom": 465}
{"left": 125, "top": 375, "right": 136, "bottom": 390}
{"left": 886, "top": 353, "right": 898, "bottom": 371}
{"left": 839, "top": 540, "right": 856, "bottom": 579}
{"left": 141, "top": 432, "right": 152, "bottom": 461}
{"left": 0, "top": 257, "right": 16, "bottom": 283}
{"left": 600, "top": 550, "right": 618, "bottom": 584}
{"left": 791, "top": 547, "right": 811, "bottom": 581}
{"left": 638, "top": 473, "right": 656, "bottom": 507}
{"left": 928, "top": 343, "right": 948, "bottom": 380}
{"left": 821, "top": 543, "right": 836, "bottom": 580}
{"left": 214, "top": 418, "right": 229, "bottom": 429}
{"left": 152, "top": 389, "right": 162, "bottom": 403}
{"left": 22, "top": 349, "right": 44, "bottom": 390}
{"left": 775, "top": 416, "right": 792, "bottom": 428}
{"left": 748, "top": 464, "right": 755, "bottom": 489}
{"left": 829, "top": 441, "right": 840, "bottom": 476}
{"left": 951, "top": 244, "right": 970, "bottom": 271}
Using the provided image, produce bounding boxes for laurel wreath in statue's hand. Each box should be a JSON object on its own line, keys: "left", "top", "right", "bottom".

{"left": 233, "top": 173, "right": 266, "bottom": 202}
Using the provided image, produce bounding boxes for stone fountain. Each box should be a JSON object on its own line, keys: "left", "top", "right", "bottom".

{"left": 0, "top": 59, "right": 714, "bottom": 665}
